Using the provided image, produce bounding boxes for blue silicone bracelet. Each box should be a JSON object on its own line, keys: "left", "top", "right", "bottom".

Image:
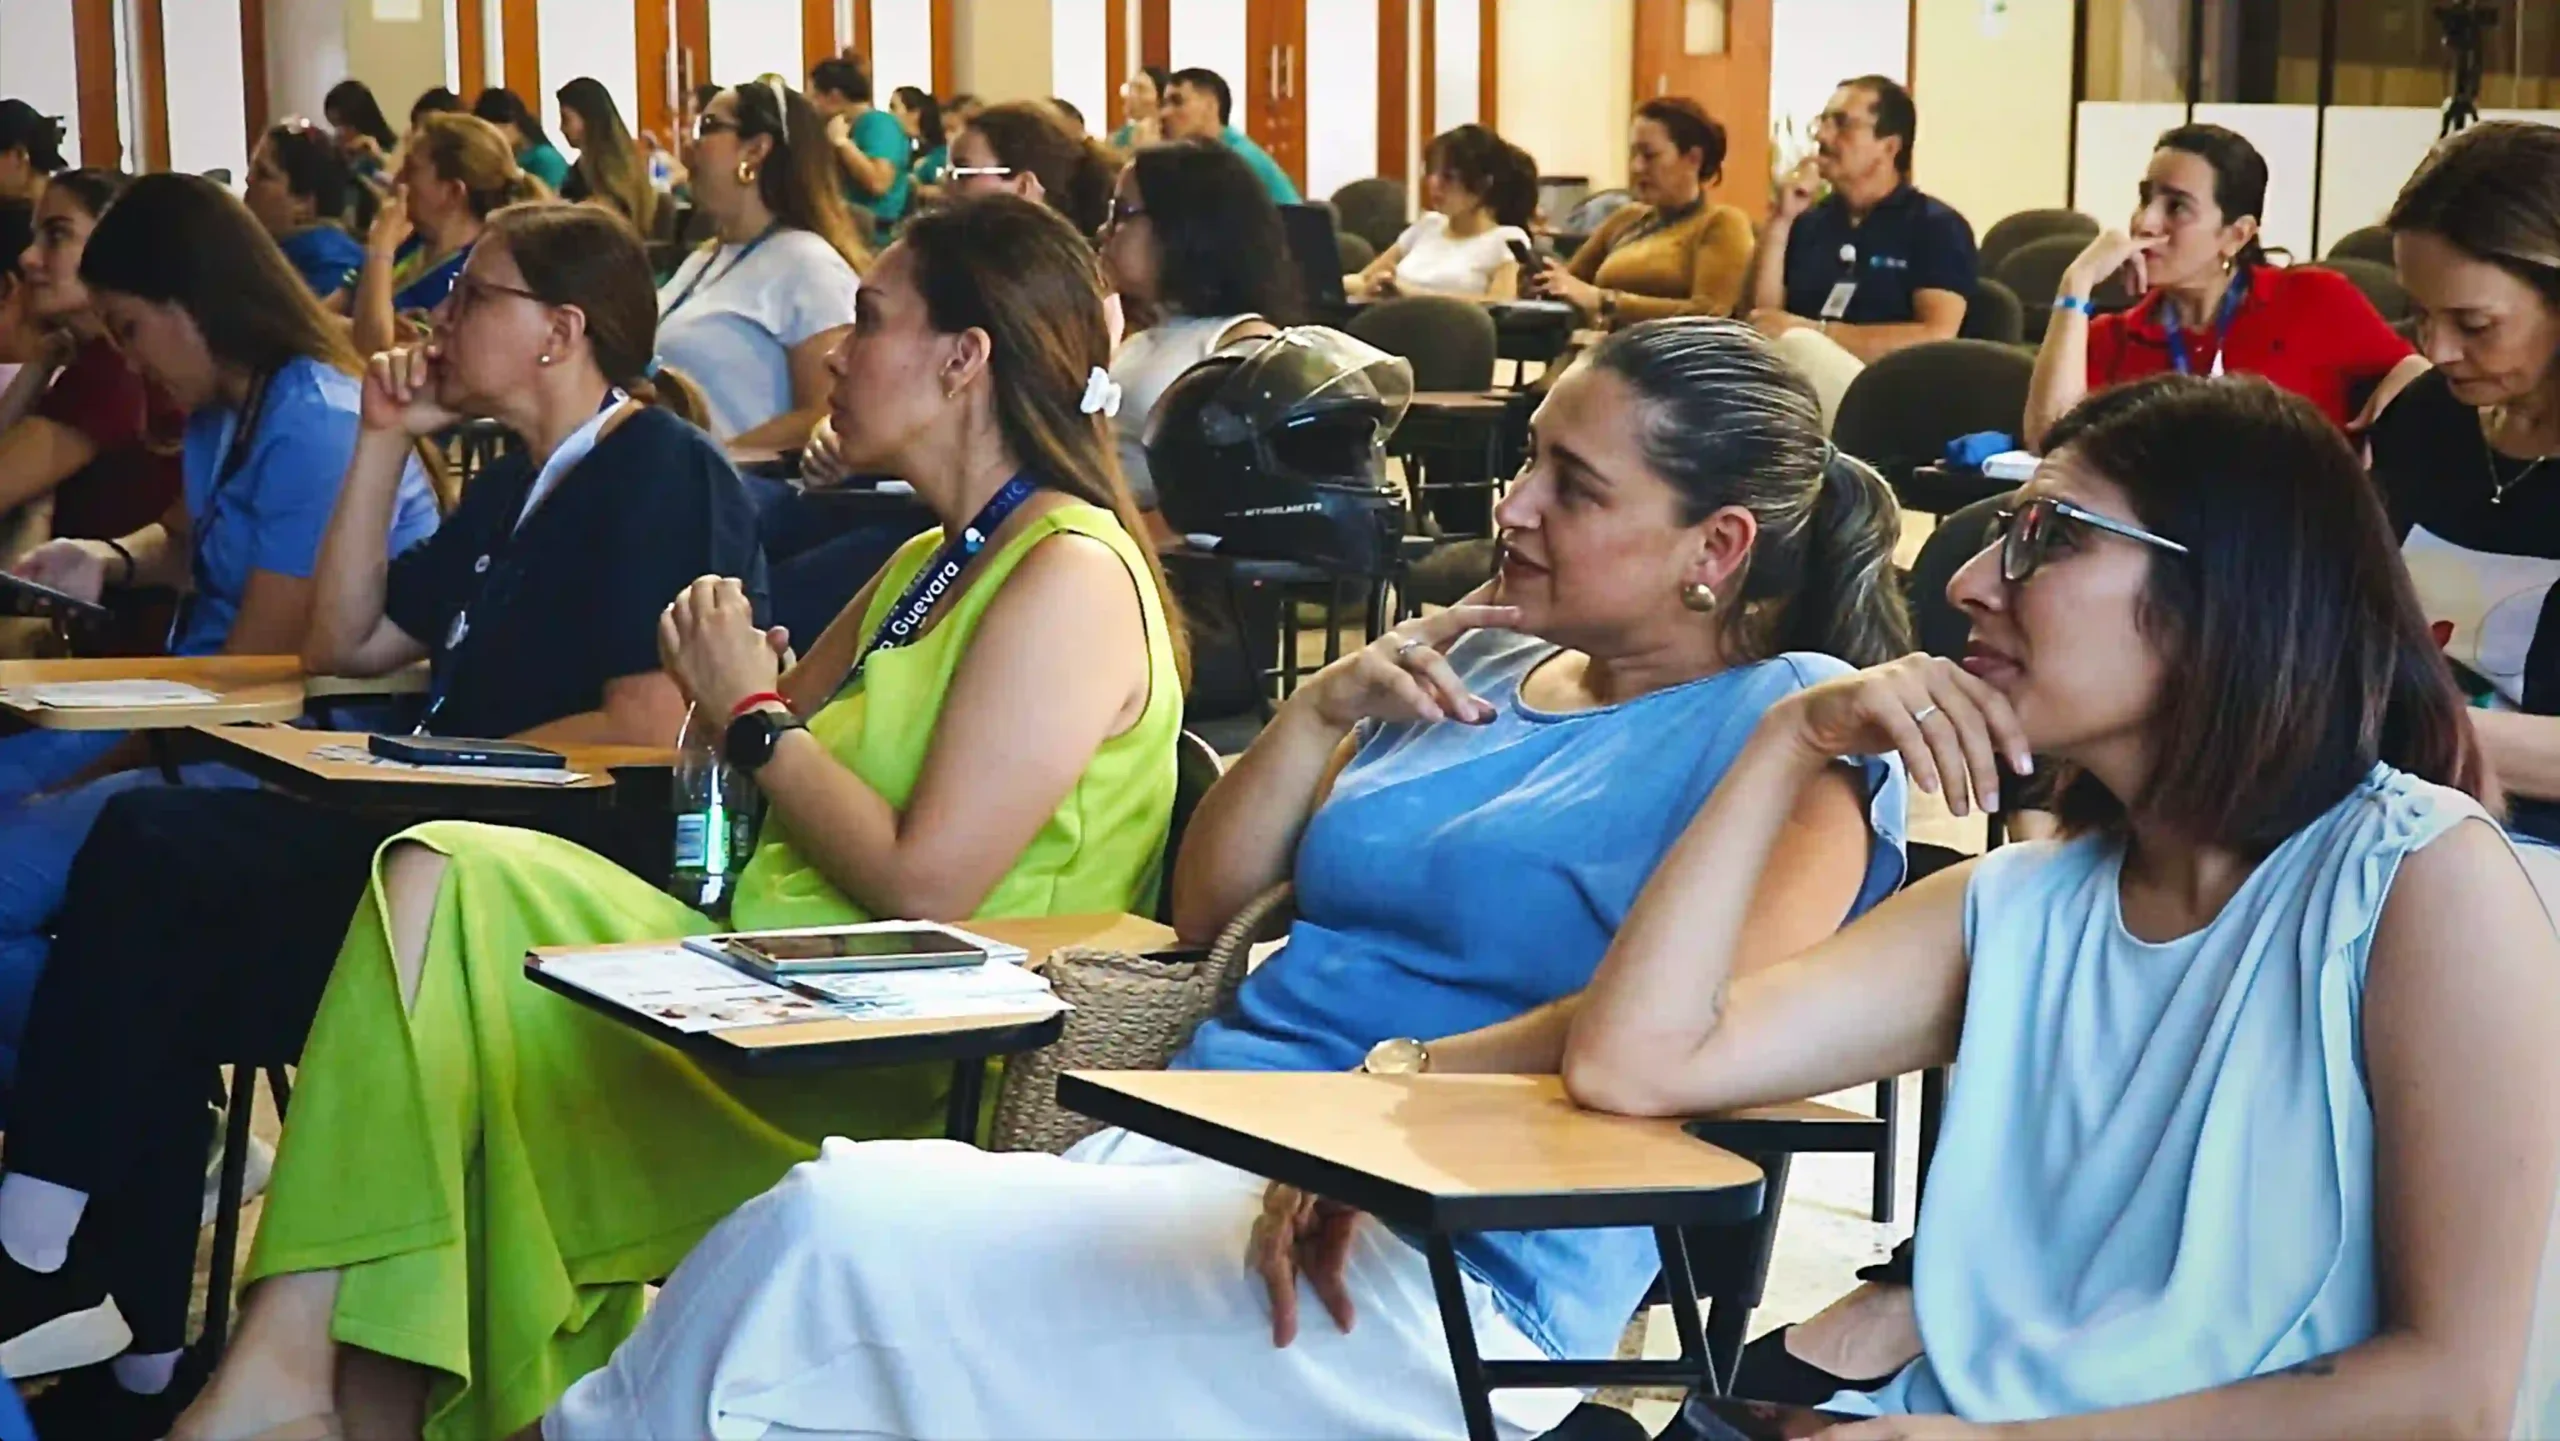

{"left": 2053, "top": 294, "right": 2096, "bottom": 318}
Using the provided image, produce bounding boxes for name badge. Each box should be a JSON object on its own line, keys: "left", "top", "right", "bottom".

{"left": 1820, "top": 282, "right": 1858, "bottom": 321}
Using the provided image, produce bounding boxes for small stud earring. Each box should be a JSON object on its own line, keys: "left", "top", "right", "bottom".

{"left": 538, "top": 354, "right": 553, "bottom": 366}
{"left": 1681, "top": 581, "right": 1718, "bottom": 613}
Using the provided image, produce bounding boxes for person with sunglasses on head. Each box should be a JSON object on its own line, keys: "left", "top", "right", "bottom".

{"left": 355, "top": 112, "right": 541, "bottom": 356}
{"left": 163, "top": 194, "right": 1183, "bottom": 1441}
{"left": 0, "top": 102, "right": 67, "bottom": 206}
{"left": 1573, "top": 372, "right": 2560, "bottom": 1440}
{"left": 2026, "top": 124, "right": 2424, "bottom": 449}
{"left": 0, "top": 169, "right": 186, "bottom": 663}
{"left": 0, "top": 200, "right": 770, "bottom": 1436}
{"left": 661, "top": 79, "right": 864, "bottom": 451}
{"left": 244, "top": 120, "right": 366, "bottom": 307}
{"left": 1744, "top": 76, "right": 1976, "bottom": 425}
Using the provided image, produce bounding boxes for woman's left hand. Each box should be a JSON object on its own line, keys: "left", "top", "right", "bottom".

{"left": 1816, "top": 1413, "right": 2001, "bottom": 1440}
{"left": 1247, "top": 1181, "right": 1363, "bottom": 1347}
{"left": 657, "top": 575, "right": 782, "bottom": 717}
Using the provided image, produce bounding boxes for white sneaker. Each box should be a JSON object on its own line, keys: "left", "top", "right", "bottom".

{"left": 200, "top": 1110, "right": 277, "bottom": 1228}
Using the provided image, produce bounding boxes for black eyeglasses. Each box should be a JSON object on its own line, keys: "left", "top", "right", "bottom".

{"left": 692, "top": 114, "right": 739, "bottom": 141}
{"left": 440, "top": 272, "right": 547, "bottom": 321}
{"left": 1987, "top": 495, "right": 2189, "bottom": 584}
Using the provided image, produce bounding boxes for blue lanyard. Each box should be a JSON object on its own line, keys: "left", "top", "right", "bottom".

{"left": 2163, "top": 270, "right": 2249, "bottom": 377}
{"left": 661, "top": 224, "right": 780, "bottom": 321}
{"left": 837, "top": 474, "right": 1041, "bottom": 696}
{"left": 169, "top": 370, "right": 274, "bottom": 651}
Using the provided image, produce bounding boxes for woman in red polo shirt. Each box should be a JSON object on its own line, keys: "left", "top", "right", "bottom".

{"left": 2025, "top": 123, "right": 2428, "bottom": 448}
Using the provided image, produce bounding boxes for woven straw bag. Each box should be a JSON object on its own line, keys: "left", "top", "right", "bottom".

{"left": 986, "top": 884, "right": 1293, "bottom": 1154}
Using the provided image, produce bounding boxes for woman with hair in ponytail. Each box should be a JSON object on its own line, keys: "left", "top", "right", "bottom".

{"left": 2026, "top": 123, "right": 2427, "bottom": 446}
{"left": 503, "top": 316, "right": 1908, "bottom": 1441}
{"left": 167, "top": 194, "right": 1184, "bottom": 1441}
{"left": 1579, "top": 374, "right": 2560, "bottom": 1439}
{"left": 353, "top": 112, "right": 541, "bottom": 355}
{"left": 0, "top": 201, "right": 769, "bottom": 1438}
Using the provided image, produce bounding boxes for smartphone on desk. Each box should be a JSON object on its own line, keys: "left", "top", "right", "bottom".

{"left": 693, "top": 925, "right": 988, "bottom": 977}
{"left": 367, "top": 734, "right": 568, "bottom": 769}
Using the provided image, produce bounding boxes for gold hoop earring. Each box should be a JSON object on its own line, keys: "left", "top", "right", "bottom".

{"left": 736, "top": 160, "right": 757, "bottom": 186}
{"left": 1681, "top": 581, "right": 1718, "bottom": 614}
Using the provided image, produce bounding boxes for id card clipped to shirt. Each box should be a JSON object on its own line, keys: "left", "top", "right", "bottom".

{"left": 1821, "top": 243, "right": 1859, "bottom": 321}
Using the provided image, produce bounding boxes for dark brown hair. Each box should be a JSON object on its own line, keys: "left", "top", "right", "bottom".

{"left": 1633, "top": 97, "right": 1728, "bottom": 187}
{"left": 898, "top": 194, "right": 1188, "bottom": 682}
{"left": 1424, "top": 123, "right": 1539, "bottom": 229}
{"left": 485, "top": 203, "right": 706, "bottom": 428}
{"left": 728, "top": 78, "right": 869, "bottom": 271}
{"left": 412, "top": 113, "right": 542, "bottom": 219}
{"left": 2039, "top": 374, "right": 2492, "bottom": 849}
{"left": 80, "top": 172, "right": 361, "bottom": 378}
{"left": 2155, "top": 122, "right": 2271, "bottom": 270}
{"left": 557, "top": 76, "right": 657, "bottom": 233}
{"left": 1842, "top": 74, "right": 1916, "bottom": 177}
{"left": 969, "top": 101, "right": 1118, "bottom": 235}
{"left": 2386, "top": 120, "right": 2560, "bottom": 311}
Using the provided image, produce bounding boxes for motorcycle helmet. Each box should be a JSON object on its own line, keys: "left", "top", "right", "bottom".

{"left": 1144, "top": 326, "right": 1413, "bottom": 576}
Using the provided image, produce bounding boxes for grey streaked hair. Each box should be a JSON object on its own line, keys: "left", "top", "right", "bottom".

{"left": 1585, "top": 317, "right": 1913, "bottom": 668}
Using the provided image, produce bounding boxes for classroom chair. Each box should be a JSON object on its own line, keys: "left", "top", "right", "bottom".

{"left": 1331, "top": 177, "right": 1414, "bottom": 256}
{"left": 1977, "top": 208, "right": 2097, "bottom": 283}
{"left": 1958, "top": 276, "right": 2025, "bottom": 347}
{"left": 1996, "top": 234, "right": 2092, "bottom": 344}
{"left": 1832, "top": 340, "right": 2034, "bottom": 504}
{"left": 2326, "top": 224, "right": 2393, "bottom": 266}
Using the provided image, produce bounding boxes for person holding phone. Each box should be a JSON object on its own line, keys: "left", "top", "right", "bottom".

{"left": 163, "top": 197, "right": 1184, "bottom": 1441}
{"left": 1570, "top": 376, "right": 2558, "bottom": 1439}
{"left": 0, "top": 202, "right": 765, "bottom": 1436}
{"left": 1527, "top": 99, "right": 1754, "bottom": 329}
{"left": 1346, "top": 125, "right": 1538, "bottom": 303}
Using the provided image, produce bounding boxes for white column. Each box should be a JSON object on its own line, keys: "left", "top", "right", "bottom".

{"left": 539, "top": 0, "right": 641, "bottom": 153}
{"left": 0, "top": 1, "right": 85, "bottom": 164}
{"left": 1432, "top": 0, "right": 1476, "bottom": 132}
{"left": 1302, "top": 0, "right": 1376, "bottom": 199}
{"left": 164, "top": 0, "right": 252, "bottom": 181}
{"left": 709, "top": 0, "right": 804, "bottom": 88}
{"left": 1169, "top": 0, "right": 1247, "bottom": 109}
{"left": 1052, "top": 0, "right": 1108, "bottom": 134}
{"left": 871, "top": 0, "right": 936, "bottom": 99}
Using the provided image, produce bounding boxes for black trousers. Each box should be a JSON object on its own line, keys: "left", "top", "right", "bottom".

{"left": 5, "top": 789, "right": 394, "bottom": 1351}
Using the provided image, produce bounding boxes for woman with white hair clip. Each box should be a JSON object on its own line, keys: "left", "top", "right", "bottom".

{"left": 539, "top": 317, "right": 1914, "bottom": 1440}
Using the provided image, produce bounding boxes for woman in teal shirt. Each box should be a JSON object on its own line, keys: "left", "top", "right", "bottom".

{"left": 809, "top": 57, "right": 911, "bottom": 230}
{"left": 472, "top": 87, "right": 570, "bottom": 193}
{"left": 895, "top": 86, "right": 947, "bottom": 190}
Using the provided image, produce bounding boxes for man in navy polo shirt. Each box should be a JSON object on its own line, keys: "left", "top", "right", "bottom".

{"left": 1744, "top": 75, "right": 1976, "bottom": 420}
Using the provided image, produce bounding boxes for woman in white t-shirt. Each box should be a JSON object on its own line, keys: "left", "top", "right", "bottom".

{"left": 657, "top": 79, "right": 867, "bottom": 448}
{"left": 1347, "top": 124, "right": 1539, "bottom": 302}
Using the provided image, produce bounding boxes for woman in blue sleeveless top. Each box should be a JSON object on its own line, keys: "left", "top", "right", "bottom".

{"left": 1575, "top": 373, "right": 2560, "bottom": 1437}
{"left": 541, "top": 319, "right": 1912, "bottom": 1441}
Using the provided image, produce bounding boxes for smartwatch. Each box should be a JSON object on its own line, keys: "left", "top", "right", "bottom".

{"left": 722, "top": 707, "right": 807, "bottom": 774}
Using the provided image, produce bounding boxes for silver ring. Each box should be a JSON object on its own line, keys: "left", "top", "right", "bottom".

{"left": 1393, "top": 638, "right": 1428, "bottom": 665}
{"left": 1912, "top": 704, "right": 1941, "bottom": 725}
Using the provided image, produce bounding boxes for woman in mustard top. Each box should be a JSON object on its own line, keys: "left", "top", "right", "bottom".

{"left": 175, "top": 195, "right": 1187, "bottom": 1441}
{"left": 1529, "top": 97, "right": 1755, "bottom": 329}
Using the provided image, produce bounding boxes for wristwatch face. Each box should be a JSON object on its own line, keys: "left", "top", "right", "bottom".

{"left": 723, "top": 710, "right": 795, "bottom": 772}
{"left": 1362, "top": 1037, "right": 1430, "bottom": 1075}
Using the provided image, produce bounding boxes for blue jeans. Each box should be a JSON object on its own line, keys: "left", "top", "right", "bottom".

{"left": 0, "top": 727, "right": 131, "bottom": 808}
{"left": 0, "top": 761, "right": 256, "bottom": 1113}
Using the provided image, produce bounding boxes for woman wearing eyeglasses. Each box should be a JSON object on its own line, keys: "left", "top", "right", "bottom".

{"left": 0, "top": 201, "right": 767, "bottom": 1436}
{"left": 659, "top": 80, "right": 865, "bottom": 450}
{"left": 1571, "top": 373, "right": 2560, "bottom": 1440}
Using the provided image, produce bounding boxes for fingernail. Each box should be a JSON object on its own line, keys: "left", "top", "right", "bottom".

{"left": 2016, "top": 753, "right": 2036, "bottom": 774}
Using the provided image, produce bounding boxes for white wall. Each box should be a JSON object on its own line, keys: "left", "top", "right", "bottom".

{"left": 2189, "top": 102, "right": 2316, "bottom": 258}
{"left": 0, "top": 2, "right": 84, "bottom": 165}
{"left": 1051, "top": 0, "right": 1109, "bottom": 133}
{"left": 1912, "top": 0, "right": 2074, "bottom": 231}
{"left": 872, "top": 0, "right": 938, "bottom": 102}
{"left": 1770, "top": 0, "right": 1906, "bottom": 169}
{"left": 1169, "top": 0, "right": 1247, "bottom": 111}
{"left": 1497, "top": 0, "right": 1631, "bottom": 187}
{"left": 345, "top": 0, "right": 452, "bottom": 123}
{"left": 1304, "top": 0, "right": 1377, "bottom": 199}
{"left": 2073, "top": 99, "right": 2182, "bottom": 230}
{"left": 951, "top": 0, "right": 1047, "bottom": 100}
{"left": 709, "top": 0, "right": 802, "bottom": 88}
{"left": 540, "top": 0, "right": 640, "bottom": 154}
{"left": 1433, "top": 0, "right": 1478, "bottom": 132}
{"left": 165, "top": 0, "right": 252, "bottom": 180}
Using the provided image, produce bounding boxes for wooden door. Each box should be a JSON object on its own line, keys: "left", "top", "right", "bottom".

{"left": 1245, "top": 0, "right": 1308, "bottom": 194}
{"left": 1632, "top": 0, "right": 1773, "bottom": 219}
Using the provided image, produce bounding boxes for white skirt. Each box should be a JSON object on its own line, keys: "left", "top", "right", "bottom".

{"left": 547, "top": 1129, "right": 1583, "bottom": 1441}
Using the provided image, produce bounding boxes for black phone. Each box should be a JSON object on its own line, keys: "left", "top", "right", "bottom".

{"left": 367, "top": 734, "right": 568, "bottom": 769}
{"left": 0, "top": 570, "right": 111, "bottom": 623}
{"left": 1506, "top": 235, "right": 1540, "bottom": 269}
{"left": 1682, "top": 1397, "right": 1858, "bottom": 1441}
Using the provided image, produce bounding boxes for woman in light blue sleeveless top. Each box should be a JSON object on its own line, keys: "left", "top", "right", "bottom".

{"left": 1576, "top": 373, "right": 2560, "bottom": 1439}
{"left": 540, "top": 319, "right": 1913, "bottom": 1441}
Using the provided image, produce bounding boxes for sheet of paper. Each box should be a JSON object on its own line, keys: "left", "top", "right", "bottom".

{"left": 541, "top": 946, "right": 831, "bottom": 1033}
{"left": 309, "top": 743, "right": 591, "bottom": 786}
{"left": 789, "top": 959, "right": 1068, "bottom": 1021}
{"left": 6, "top": 681, "right": 223, "bottom": 709}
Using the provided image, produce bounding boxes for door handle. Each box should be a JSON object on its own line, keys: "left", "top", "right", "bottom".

{"left": 1269, "top": 46, "right": 1281, "bottom": 103}
{"left": 1656, "top": 73, "right": 1669, "bottom": 97}
{"left": 1284, "top": 45, "right": 1296, "bottom": 100}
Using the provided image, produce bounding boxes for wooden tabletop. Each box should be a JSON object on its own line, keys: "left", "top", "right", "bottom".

{"left": 1058, "top": 1071, "right": 1768, "bottom": 1232}
{"left": 526, "top": 912, "right": 1178, "bottom": 1075}
{"left": 0, "top": 655, "right": 306, "bottom": 730}
{"left": 302, "top": 660, "right": 432, "bottom": 698}
{"left": 194, "top": 725, "right": 664, "bottom": 791}
{"left": 1407, "top": 389, "right": 1516, "bottom": 414}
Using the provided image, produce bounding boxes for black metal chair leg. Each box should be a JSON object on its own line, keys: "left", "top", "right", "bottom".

{"left": 1427, "top": 1233, "right": 1501, "bottom": 1441}
{"left": 1871, "top": 1076, "right": 1901, "bottom": 1223}
{"left": 1702, "top": 1152, "right": 1793, "bottom": 1391}
{"left": 944, "top": 1058, "right": 986, "bottom": 1143}
{"left": 1654, "top": 1225, "right": 1716, "bottom": 1395}
{"left": 202, "top": 1065, "right": 258, "bottom": 1359}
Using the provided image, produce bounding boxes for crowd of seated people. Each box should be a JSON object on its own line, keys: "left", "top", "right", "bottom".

{"left": 0, "top": 61, "right": 2551, "bottom": 1441}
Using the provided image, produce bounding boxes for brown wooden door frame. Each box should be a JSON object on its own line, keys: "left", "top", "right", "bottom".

{"left": 1243, "top": 0, "right": 1307, "bottom": 192}
{"left": 1633, "top": 0, "right": 1772, "bottom": 218}
{"left": 240, "top": 0, "right": 271, "bottom": 151}
{"left": 1139, "top": 0, "right": 1169, "bottom": 70}
{"left": 502, "top": 0, "right": 541, "bottom": 106}
{"left": 71, "top": 0, "right": 123, "bottom": 167}
{"left": 459, "top": 0, "right": 489, "bottom": 99}
{"left": 132, "top": 0, "right": 171, "bottom": 172}
{"left": 802, "top": 0, "right": 839, "bottom": 76}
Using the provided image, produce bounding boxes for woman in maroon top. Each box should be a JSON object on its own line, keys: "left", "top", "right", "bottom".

{"left": 2025, "top": 124, "right": 2429, "bottom": 447}
{"left": 0, "top": 168, "right": 183, "bottom": 654}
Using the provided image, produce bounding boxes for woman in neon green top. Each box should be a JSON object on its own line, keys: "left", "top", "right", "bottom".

{"left": 176, "top": 195, "right": 1188, "bottom": 1441}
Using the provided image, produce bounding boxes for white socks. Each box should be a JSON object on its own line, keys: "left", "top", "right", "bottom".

{"left": 0, "top": 1171, "right": 89, "bottom": 1273}
{"left": 113, "top": 1348, "right": 181, "bottom": 1394}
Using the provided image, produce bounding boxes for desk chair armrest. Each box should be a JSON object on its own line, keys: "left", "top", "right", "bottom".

{"left": 1683, "top": 1099, "right": 1889, "bottom": 1157}
{"left": 1205, "top": 882, "right": 1296, "bottom": 1011}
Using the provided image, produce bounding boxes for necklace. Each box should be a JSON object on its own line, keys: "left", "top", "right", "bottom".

{"left": 2485, "top": 408, "right": 2560, "bottom": 505}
